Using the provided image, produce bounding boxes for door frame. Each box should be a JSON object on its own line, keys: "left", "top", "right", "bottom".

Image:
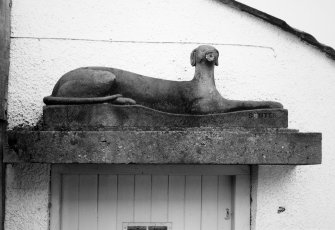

{"left": 0, "top": 1, "right": 11, "bottom": 229}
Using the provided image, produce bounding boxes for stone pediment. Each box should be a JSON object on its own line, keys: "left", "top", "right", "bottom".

{"left": 6, "top": 105, "right": 321, "bottom": 165}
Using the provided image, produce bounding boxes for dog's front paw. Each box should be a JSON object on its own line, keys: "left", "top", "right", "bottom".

{"left": 112, "top": 97, "right": 136, "bottom": 105}
{"left": 267, "top": 101, "right": 283, "bottom": 109}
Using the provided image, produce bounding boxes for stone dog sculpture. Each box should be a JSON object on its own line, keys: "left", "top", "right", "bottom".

{"left": 44, "top": 45, "right": 283, "bottom": 114}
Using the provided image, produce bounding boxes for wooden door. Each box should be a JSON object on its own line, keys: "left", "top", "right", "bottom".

{"left": 50, "top": 165, "right": 250, "bottom": 230}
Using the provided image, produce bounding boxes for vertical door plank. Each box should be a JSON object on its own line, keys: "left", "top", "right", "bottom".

{"left": 168, "top": 176, "right": 185, "bottom": 230}
{"left": 185, "top": 176, "right": 201, "bottom": 230}
{"left": 151, "top": 175, "right": 168, "bottom": 222}
{"left": 134, "top": 175, "right": 151, "bottom": 222}
{"left": 62, "top": 175, "right": 79, "bottom": 230}
{"left": 117, "top": 175, "right": 135, "bottom": 230}
{"left": 79, "top": 175, "right": 98, "bottom": 230}
{"left": 201, "top": 176, "right": 218, "bottom": 230}
{"left": 98, "top": 175, "right": 118, "bottom": 230}
{"left": 218, "top": 176, "right": 232, "bottom": 230}
{"left": 232, "top": 175, "right": 250, "bottom": 230}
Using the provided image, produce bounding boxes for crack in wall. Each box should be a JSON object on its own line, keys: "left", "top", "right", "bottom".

{"left": 10, "top": 36, "right": 276, "bottom": 55}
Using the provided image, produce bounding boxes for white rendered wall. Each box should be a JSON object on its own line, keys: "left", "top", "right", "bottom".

{"left": 240, "top": 0, "right": 335, "bottom": 48}
{"left": 5, "top": 164, "right": 50, "bottom": 230}
{"left": 6, "top": 0, "right": 335, "bottom": 229}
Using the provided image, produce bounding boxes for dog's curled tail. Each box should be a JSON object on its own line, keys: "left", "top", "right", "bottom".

{"left": 43, "top": 94, "right": 124, "bottom": 105}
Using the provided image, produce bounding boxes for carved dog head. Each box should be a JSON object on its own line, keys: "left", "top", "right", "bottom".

{"left": 190, "top": 45, "right": 219, "bottom": 66}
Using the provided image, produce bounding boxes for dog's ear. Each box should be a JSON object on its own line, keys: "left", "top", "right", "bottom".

{"left": 190, "top": 49, "right": 197, "bottom": 66}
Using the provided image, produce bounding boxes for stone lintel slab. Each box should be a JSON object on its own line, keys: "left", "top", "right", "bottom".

{"left": 43, "top": 105, "right": 288, "bottom": 130}
{"left": 5, "top": 129, "right": 321, "bottom": 165}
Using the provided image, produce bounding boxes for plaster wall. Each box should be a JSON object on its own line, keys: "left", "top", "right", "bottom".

{"left": 5, "top": 164, "right": 50, "bottom": 230}
{"left": 6, "top": 0, "right": 335, "bottom": 229}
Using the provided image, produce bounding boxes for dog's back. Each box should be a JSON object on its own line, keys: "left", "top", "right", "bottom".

{"left": 97, "top": 67, "right": 196, "bottom": 113}
{"left": 46, "top": 66, "right": 196, "bottom": 113}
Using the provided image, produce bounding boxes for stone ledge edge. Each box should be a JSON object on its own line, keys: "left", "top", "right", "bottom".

{"left": 5, "top": 130, "right": 321, "bottom": 165}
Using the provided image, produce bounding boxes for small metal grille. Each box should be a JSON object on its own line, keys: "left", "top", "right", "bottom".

{"left": 123, "top": 222, "right": 171, "bottom": 230}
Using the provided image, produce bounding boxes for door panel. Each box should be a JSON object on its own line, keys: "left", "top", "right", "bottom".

{"left": 184, "top": 176, "right": 201, "bottom": 230}
{"left": 117, "top": 175, "right": 135, "bottom": 230}
{"left": 98, "top": 175, "right": 118, "bottom": 230}
{"left": 151, "top": 175, "right": 169, "bottom": 222}
{"left": 134, "top": 175, "right": 152, "bottom": 222}
{"left": 61, "top": 175, "right": 79, "bottom": 230}
{"left": 79, "top": 175, "right": 98, "bottom": 230}
{"left": 51, "top": 165, "right": 250, "bottom": 230}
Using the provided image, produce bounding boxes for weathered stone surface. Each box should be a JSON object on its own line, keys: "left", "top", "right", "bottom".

{"left": 43, "top": 105, "right": 288, "bottom": 130}
{"left": 5, "top": 129, "right": 321, "bottom": 164}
